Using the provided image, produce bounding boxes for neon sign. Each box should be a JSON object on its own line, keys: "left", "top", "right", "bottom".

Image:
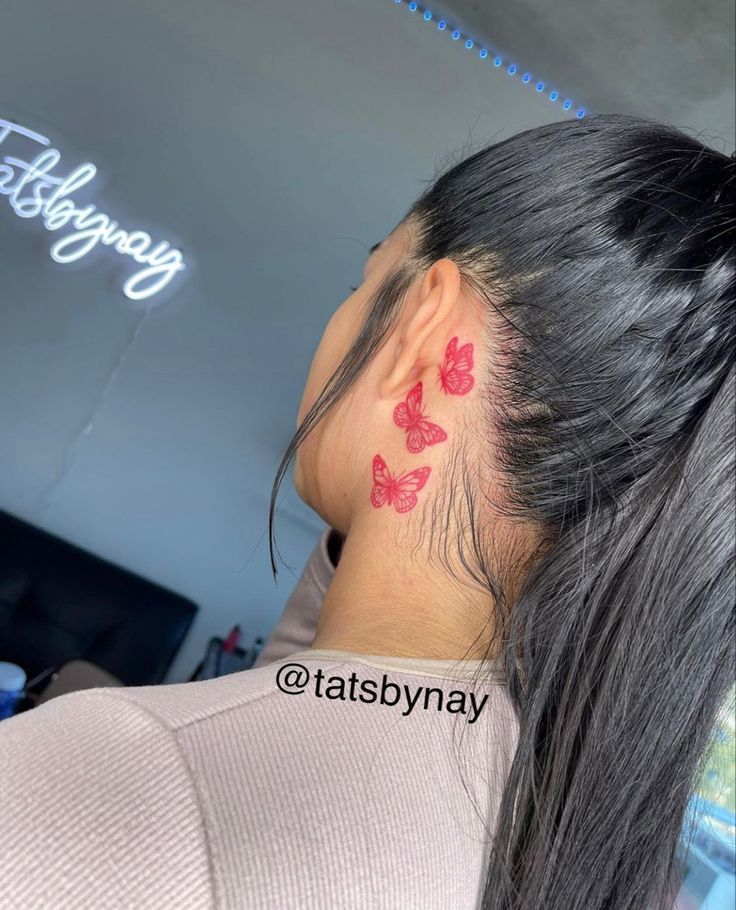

{"left": 0, "top": 118, "right": 185, "bottom": 301}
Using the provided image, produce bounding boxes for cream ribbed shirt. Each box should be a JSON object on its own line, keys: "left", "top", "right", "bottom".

{"left": 0, "top": 529, "right": 519, "bottom": 909}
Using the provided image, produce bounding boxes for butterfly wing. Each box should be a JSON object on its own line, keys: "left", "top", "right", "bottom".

{"left": 417, "top": 419, "right": 448, "bottom": 449}
{"left": 392, "top": 401, "right": 410, "bottom": 429}
{"left": 406, "top": 427, "right": 425, "bottom": 453}
{"left": 370, "top": 453, "right": 393, "bottom": 509}
{"left": 405, "top": 382, "right": 423, "bottom": 417}
{"left": 391, "top": 465, "right": 431, "bottom": 513}
{"left": 438, "top": 336, "right": 457, "bottom": 393}
{"left": 393, "top": 381, "right": 423, "bottom": 430}
{"left": 444, "top": 369, "right": 474, "bottom": 396}
{"left": 443, "top": 336, "right": 458, "bottom": 365}
{"left": 440, "top": 338, "right": 474, "bottom": 395}
{"left": 449, "top": 341, "right": 473, "bottom": 374}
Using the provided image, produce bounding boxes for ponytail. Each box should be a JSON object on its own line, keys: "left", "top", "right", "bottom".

{"left": 485, "top": 363, "right": 735, "bottom": 909}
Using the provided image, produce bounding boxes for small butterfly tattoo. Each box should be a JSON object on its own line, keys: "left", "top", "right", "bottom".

{"left": 438, "top": 336, "right": 474, "bottom": 395}
{"left": 392, "top": 381, "right": 448, "bottom": 453}
{"left": 370, "top": 454, "right": 431, "bottom": 513}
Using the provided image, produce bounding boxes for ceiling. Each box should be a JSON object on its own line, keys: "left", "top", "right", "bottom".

{"left": 441, "top": 0, "right": 735, "bottom": 149}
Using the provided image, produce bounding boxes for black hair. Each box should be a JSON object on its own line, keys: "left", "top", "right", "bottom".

{"left": 270, "top": 114, "right": 735, "bottom": 909}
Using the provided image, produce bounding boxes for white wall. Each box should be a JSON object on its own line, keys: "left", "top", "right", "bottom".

{"left": 0, "top": 0, "right": 577, "bottom": 682}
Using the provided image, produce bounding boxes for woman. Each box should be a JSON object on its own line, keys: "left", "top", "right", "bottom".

{"left": 1, "top": 114, "right": 733, "bottom": 910}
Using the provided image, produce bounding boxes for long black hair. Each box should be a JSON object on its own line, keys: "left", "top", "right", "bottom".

{"left": 270, "top": 114, "right": 736, "bottom": 909}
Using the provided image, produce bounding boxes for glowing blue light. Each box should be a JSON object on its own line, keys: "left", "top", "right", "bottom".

{"left": 392, "top": 0, "right": 587, "bottom": 119}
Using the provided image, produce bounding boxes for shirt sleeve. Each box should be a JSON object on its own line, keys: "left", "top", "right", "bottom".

{"left": 0, "top": 688, "right": 214, "bottom": 909}
{"left": 254, "top": 526, "right": 337, "bottom": 667}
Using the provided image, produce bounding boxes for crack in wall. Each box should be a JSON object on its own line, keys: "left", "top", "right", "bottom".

{"left": 37, "top": 305, "right": 152, "bottom": 517}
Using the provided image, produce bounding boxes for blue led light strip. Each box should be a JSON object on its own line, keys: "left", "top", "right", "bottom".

{"left": 393, "top": 0, "right": 586, "bottom": 119}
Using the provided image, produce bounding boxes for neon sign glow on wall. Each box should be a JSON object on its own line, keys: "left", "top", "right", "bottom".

{"left": 0, "top": 118, "right": 185, "bottom": 301}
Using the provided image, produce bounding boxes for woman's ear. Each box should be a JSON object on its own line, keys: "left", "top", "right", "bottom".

{"left": 379, "top": 259, "right": 462, "bottom": 399}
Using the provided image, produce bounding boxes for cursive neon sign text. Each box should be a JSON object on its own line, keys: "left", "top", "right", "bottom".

{"left": 0, "top": 118, "right": 185, "bottom": 301}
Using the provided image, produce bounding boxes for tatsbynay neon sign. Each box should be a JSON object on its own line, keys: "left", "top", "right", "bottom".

{"left": 0, "top": 118, "right": 185, "bottom": 301}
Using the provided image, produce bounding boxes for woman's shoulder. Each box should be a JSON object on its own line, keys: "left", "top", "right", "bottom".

{"left": 0, "top": 685, "right": 214, "bottom": 909}
{"left": 0, "top": 654, "right": 518, "bottom": 909}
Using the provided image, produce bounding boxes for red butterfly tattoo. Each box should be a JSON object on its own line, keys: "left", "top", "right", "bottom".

{"left": 370, "top": 454, "right": 431, "bottom": 514}
{"left": 438, "top": 336, "right": 474, "bottom": 395}
{"left": 392, "top": 381, "right": 448, "bottom": 453}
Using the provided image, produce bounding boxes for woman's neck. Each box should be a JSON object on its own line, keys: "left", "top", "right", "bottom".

{"left": 311, "top": 514, "right": 497, "bottom": 661}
